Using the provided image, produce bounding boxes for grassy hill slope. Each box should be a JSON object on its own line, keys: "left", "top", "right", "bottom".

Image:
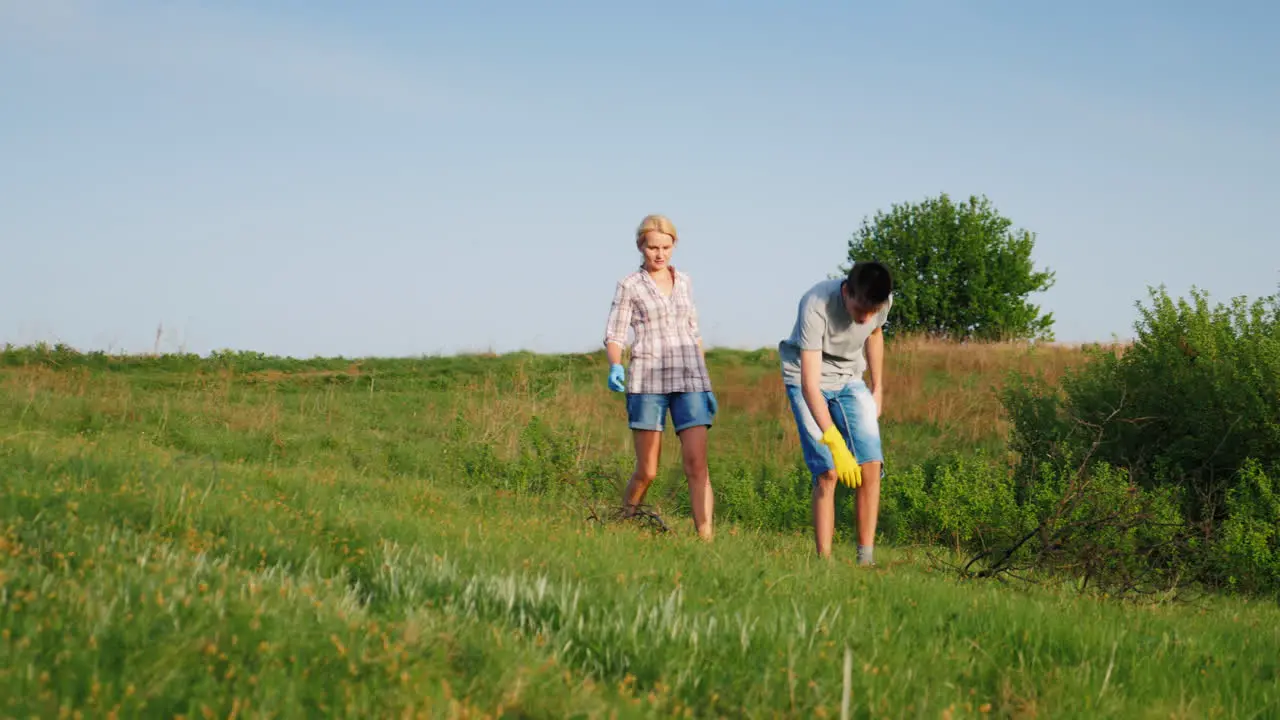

{"left": 2, "top": 343, "right": 1276, "bottom": 718}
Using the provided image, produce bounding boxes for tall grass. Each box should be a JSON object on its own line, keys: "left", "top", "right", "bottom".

{"left": 5, "top": 340, "right": 1275, "bottom": 718}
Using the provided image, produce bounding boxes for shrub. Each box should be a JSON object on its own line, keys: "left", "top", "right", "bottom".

{"left": 974, "top": 458, "right": 1186, "bottom": 595}
{"left": 1213, "top": 459, "right": 1280, "bottom": 596}
{"left": 1072, "top": 288, "right": 1276, "bottom": 521}
{"left": 998, "top": 286, "right": 1280, "bottom": 595}
{"left": 880, "top": 449, "right": 1186, "bottom": 596}
{"left": 880, "top": 453, "right": 1021, "bottom": 552}
{"left": 695, "top": 457, "right": 814, "bottom": 533}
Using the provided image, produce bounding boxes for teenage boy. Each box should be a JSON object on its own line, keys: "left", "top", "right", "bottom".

{"left": 779, "top": 261, "right": 893, "bottom": 564}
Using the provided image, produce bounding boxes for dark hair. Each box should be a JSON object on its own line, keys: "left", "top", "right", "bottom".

{"left": 845, "top": 261, "right": 893, "bottom": 308}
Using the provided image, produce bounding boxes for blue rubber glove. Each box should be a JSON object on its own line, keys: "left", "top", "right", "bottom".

{"left": 607, "top": 363, "right": 626, "bottom": 392}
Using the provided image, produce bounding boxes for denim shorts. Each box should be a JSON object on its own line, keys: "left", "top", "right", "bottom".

{"left": 784, "top": 380, "right": 884, "bottom": 484}
{"left": 626, "top": 391, "right": 716, "bottom": 432}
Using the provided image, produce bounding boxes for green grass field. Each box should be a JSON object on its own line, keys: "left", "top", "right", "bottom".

{"left": 2, "top": 344, "right": 1277, "bottom": 718}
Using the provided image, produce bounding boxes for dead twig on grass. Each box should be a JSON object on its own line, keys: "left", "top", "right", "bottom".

{"left": 583, "top": 500, "right": 670, "bottom": 534}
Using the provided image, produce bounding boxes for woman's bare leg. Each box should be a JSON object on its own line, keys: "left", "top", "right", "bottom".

{"left": 677, "top": 425, "right": 713, "bottom": 540}
{"left": 621, "top": 430, "right": 662, "bottom": 512}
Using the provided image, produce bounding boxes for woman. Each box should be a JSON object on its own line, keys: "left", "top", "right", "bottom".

{"left": 603, "top": 214, "right": 717, "bottom": 540}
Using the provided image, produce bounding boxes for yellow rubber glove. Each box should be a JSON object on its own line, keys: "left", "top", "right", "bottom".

{"left": 820, "top": 425, "right": 862, "bottom": 489}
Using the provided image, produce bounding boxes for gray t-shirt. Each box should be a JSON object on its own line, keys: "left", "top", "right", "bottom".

{"left": 779, "top": 278, "right": 892, "bottom": 391}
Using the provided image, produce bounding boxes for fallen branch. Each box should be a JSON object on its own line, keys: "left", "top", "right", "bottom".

{"left": 583, "top": 501, "right": 670, "bottom": 534}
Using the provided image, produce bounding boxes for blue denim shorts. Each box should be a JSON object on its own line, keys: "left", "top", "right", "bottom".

{"left": 784, "top": 381, "right": 883, "bottom": 484}
{"left": 626, "top": 391, "right": 716, "bottom": 432}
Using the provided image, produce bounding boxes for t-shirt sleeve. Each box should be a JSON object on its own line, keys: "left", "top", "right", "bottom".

{"left": 874, "top": 294, "right": 894, "bottom": 329}
{"left": 795, "top": 293, "right": 826, "bottom": 351}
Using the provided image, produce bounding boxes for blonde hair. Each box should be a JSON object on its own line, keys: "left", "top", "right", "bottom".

{"left": 635, "top": 214, "right": 678, "bottom": 249}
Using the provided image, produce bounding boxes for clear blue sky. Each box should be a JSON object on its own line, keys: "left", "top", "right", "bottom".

{"left": 2, "top": 1, "right": 1277, "bottom": 357}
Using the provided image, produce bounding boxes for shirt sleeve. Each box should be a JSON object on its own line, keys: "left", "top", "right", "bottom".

{"left": 604, "top": 280, "right": 633, "bottom": 347}
{"left": 874, "top": 294, "right": 894, "bottom": 329}
{"left": 795, "top": 293, "right": 826, "bottom": 351}
{"left": 684, "top": 275, "right": 702, "bottom": 340}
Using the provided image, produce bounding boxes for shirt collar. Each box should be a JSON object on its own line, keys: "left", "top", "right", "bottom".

{"left": 830, "top": 280, "right": 852, "bottom": 322}
{"left": 637, "top": 265, "right": 678, "bottom": 286}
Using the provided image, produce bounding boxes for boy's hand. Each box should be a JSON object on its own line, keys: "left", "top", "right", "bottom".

{"left": 819, "top": 426, "right": 862, "bottom": 489}
{"left": 872, "top": 386, "right": 883, "bottom": 418}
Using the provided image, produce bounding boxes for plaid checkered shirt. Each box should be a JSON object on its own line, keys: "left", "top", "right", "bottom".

{"left": 604, "top": 268, "right": 713, "bottom": 395}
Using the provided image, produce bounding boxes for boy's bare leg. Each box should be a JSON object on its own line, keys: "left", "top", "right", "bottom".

{"left": 678, "top": 425, "right": 714, "bottom": 540}
{"left": 856, "top": 461, "right": 882, "bottom": 564}
{"left": 812, "top": 469, "right": 839, "bottom": 557}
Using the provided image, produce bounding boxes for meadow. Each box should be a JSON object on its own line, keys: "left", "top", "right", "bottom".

{"left": 1, "top": 340, "right": 1277, "bottom": 718}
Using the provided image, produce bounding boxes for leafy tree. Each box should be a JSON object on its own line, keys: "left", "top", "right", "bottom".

{"left": 844, "top": 193, "right": 1056, "bottom": 341}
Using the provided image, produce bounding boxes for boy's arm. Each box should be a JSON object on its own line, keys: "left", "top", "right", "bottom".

{"left": 796, "top": 293, "right": 835, "bottom": 431}
{"left": 795, "top": 292, "right": 861, "bottom": 486}
{"left": 803, "top": 346, "right": 861, "bottom": 486}
{"left": 866, "top": 326, "right": 884, "bottom": 417}
{"left": 800, "top": 349, "right": 835, "bottom": 432}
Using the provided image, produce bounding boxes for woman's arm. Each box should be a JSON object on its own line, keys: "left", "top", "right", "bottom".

{"left": 684, "top": 274, "right": 706, "bottom": 362}
{"left": 607, "top": 341, "right": 625, "bottom": 365}
{"left": 604, "top": 281, "right": 632, "bottom": 362}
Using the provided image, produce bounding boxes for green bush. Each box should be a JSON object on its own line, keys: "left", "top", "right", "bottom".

{"left": 1000, "top": 286, "right": 1280, "bottom": 595}
{"left": 879, "top": 450, "right": 1185, "bottom": 595}
{"left": 691, "top": 457, "right": 814, "bottom": 533}
{"left": 880, "top": 453, "right": 1021, "bottom": 551}
{"left": 1214, "top": 459, "right": 1280, "bottom": 596}
{"left": 1070, "top": 288, "right": 1276, "bottom": 520}
{"left": 1001, "top": 458, "right": 1186, "bottom": 593}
